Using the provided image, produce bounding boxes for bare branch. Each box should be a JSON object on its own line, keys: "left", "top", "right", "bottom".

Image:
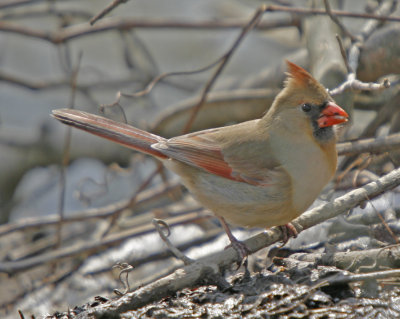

{"left": 153, "top": 219, "right": 194, "bottom": 265}
{"left": 337, "top": 133, "right": 400, "bottom": 156}
{"left": 0, "top": 211, "right": 206, "bottom": 274}
{"left": 90, "top": 0, "right": 129, "bottom": 25}
{"left": 330, "top": 0, "right": 395, "bottom": 95}
{"left": 55, "top": 52, "right": 83, "bottom": 249}
{"left": 264, "top": 4, "right": 400, "bottom": 22}
{"left": 330, "top": 76, "right": 390, "bottom": 95}
{"left": 182, "top": 4, "right": 269, "bottom": 133}
{"left": 0, "top": 17, "right": 297, "bottom": 44}
{"left": 0, "top": 0, "right": 43, "bottom": 10}
{"left": 324, "top": 268, "right": 400, "bottom": 286}
{"left": 335, "top": 35, "right": 352, "bottom": 73}
{"left": 0, "top": 181, "right": 182, "bottom": 237}
{"left": 285, "top": 245, "right": 400, "bottom": 273}
{"left": 113, "top": 262, "right": 134, "bottom": 296}
{"left": 323, "top": 0, "right": 356, "bottom": 41}
{"left": 75, "top": 167, "right": 400, "bottom": 316}
{"left": 119, "top": 58, "right": 221, "bottom": 99}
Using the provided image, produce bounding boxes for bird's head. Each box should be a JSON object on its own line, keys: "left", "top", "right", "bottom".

{"left": 266, "top": 61, "right": 348, "bottom": 142}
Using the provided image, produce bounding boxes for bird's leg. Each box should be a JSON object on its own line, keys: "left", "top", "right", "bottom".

{"left": 279, "top": 222, "right": 298, "bottom": 245}
{"left": 218, "top": 216, "right": 250, "bottom": 261}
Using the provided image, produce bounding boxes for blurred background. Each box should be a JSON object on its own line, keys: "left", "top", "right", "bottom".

{"left": 1, "top": 0, "right": 400, "bottom": 317}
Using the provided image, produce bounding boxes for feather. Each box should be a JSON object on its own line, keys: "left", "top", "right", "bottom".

{"left": 153, "top": 124, "right": 275, "bottom": 186}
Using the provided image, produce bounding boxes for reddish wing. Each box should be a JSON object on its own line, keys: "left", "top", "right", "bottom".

{"left": 152, "top": 129, "right": 271, "bottom": 186}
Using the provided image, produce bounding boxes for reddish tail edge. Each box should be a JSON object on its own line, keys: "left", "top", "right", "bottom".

{"left": 52, "top": 109, "right": 168, "bottom": 159}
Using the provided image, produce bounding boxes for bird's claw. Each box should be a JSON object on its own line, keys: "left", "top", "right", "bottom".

{"left": 225, "top": 238, "right": 250, "bottom": 266}
{"left": 279, "top": 222, "right": 298, "bottom": 246}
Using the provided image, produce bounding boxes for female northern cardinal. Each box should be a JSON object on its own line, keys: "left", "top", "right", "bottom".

{"left": 52, "top": 61, "right": 348, "bottom": 256}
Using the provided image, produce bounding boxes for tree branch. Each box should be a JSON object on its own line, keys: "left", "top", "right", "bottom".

{"left": 78, "top": 167, "right": 400, "bottom": 317}
{"left": 337, "top": 133, "right": 400, "bottom": 156}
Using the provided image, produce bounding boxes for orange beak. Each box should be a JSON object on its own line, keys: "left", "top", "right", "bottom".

{"left": 317, "top": 102, "right": 349, "bottom": 128}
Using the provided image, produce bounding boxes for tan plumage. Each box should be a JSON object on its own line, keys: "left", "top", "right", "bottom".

{"left": 52, "top": 61, "right": 348, "bottom": 245}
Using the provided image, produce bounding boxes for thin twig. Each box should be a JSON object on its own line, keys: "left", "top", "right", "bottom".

{"left": 18, "top": 310, "right": 25, "bottom": 319}
{"left": 329, "top": 77, "right": 390, "bottom": 95}
{"left": 351, "top": 155, "right": 372, "bottom": 187}
{"left": 113, "top": 262, "right": 134, "bottom": 296}
{"left": 366, "top": 195, "right": 400, "bottom": 244}
{"left": 264, "top": 4, "right": 400, "bottom": 21}
{"left": 323, "top": 0, "right": 356, "bottom": 41}
{"left": 335, "top": 35, "right": 352, "bottom": 73}
{"left": 0, "top": 211, "right": 207, "bottom": 274}
{"left": 0, "top": 181, "right": 183, "bottom": 237}
{"left": 55, "top": 52, "right": 82, "bottom": 249}
{"left": 2, "top": 5, "right": 399, "bottom": 45}
{"left": 0, "top": 69, "right": 147, "bottom": 91}
{"left": 335, "top": 153, "right": 371, "bottom": 189}
{"left": 123, "top": 60, "right": 221, "bottom": 99}
{"left": 0, "top": 0, "right": 43, "bottom": 10}
{"left": 282, "top": 245, "right": 400, "bottom": 273}
{"left": 90, "top": 0, "right": 129, "bottom": 25}
{"left": 1, "top": 259, "right": 84, "bottom": 312}
{"left": 330, "top": 0, "right": 395, "bottom": 95}
{"left": 183, "top": 5, "right": 268, "bottom": 133}
{"left": 323, "top": 268, "right": 400, "bottom": 286}
{"left": 101, "top": 162, "right": 164, "bottom": 237}
{"left": 337, "top": 133, "right": 400, "bottom": 156}
{"left": 85, "top": 225, "right": 220, "bottom": 276}
{"left": 0, "top": 17, "right": 297, "bottom": 44}
{"left": 0, "top": 7, "right": 92, "bottom": 20}
{"left": 153, "top": 219, "right": 194, "bottom": 265}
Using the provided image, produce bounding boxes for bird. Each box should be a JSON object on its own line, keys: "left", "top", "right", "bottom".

{"left": 52, "top": 61, "right": 348, "bottom": 257}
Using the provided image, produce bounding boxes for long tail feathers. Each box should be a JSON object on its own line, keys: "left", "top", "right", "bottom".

{"left": 52, "top": 109, "right": 168, "bottom": 159}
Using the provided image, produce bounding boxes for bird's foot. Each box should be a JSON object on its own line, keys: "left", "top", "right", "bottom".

{"left": 279, "top": 222, "right": 298, "bottom": 246}
{"left": 224, "top": 237, "right": 250, "bottom": 261}
{"left": 218, "top": 216, "right": 250, "bottom": 263}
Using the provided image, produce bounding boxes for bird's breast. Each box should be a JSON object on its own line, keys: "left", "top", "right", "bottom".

{"left": 270, "top": 132, "right": 337, "bottom": 214}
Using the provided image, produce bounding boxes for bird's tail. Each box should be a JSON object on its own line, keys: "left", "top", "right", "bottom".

{"left": 52, "top": 109, "right": 168, "bottom": 159}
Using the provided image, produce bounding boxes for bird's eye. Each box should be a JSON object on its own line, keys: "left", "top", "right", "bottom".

{"left": 301, "top": 103, "right": 312, "bottom": 112}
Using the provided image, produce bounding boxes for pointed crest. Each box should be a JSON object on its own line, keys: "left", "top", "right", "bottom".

{"left": 285, "top": 60, "right": 316, "bottom": 88}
